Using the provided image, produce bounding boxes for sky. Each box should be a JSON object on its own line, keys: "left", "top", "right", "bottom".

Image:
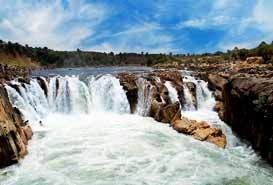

{"left": 0, "top": 0, "right": 273, "bottom": 54}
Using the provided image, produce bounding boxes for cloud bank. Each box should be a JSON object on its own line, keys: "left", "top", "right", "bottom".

{"left": 0, "top": 0, "right": 272, "bottom": 53}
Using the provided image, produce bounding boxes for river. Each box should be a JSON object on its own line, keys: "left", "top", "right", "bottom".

{"left": 1, "top": 67, "right": 273, "bottom": 185}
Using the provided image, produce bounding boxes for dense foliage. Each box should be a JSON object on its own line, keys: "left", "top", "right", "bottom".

{"left": 1, "top": 39, "right": 273, "bottom": 67}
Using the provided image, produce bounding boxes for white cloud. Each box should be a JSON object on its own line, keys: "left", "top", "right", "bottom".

{"left": 253, "top": 0, "right": 273, "bottom": 33}
{"left": 177, "top": 15, "right": 234, "bottom": 29}
{"left": 218, "top": 0, "right": 273, "bottom": 51}
{"left": 0, "top": 0, "right": 108, "bottom": 50}
{"left": 88, "top": 23, "right": 179, "bottom": 53}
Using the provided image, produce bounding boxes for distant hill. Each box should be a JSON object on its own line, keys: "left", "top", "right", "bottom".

{"left": 1, "top": 39, "right": 273, "bottom": 68}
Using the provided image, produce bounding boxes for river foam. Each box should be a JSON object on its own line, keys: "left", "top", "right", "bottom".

{"left": 1, "top": 113, "right": 273, "bottom": 185}
{"left": 1, "top": 69, "right": 273, "bottom": 185}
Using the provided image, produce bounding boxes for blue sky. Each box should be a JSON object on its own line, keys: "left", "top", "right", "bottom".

{"left": 0, "top": 0, "right": 273, "bottom": 53}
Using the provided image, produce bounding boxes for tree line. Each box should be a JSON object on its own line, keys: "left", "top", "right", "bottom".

{"left": 1, "top": 39, "right": 273, "bottom": 67}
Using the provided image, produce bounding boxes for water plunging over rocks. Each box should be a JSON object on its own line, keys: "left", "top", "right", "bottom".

{"left": 117, "top": 70, "right": 226, "bottom": 148}
{"left": 0, "top": 87, "right": 33, "bottom": 168}
{"left": 206, "top": 72, "right": 273, "bottom": 164}
{"left": 1, "top": 67, "right": 273, "bottom": 184}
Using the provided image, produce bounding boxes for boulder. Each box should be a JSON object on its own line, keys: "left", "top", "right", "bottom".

{"left": 207, "top": 74, "right": 228, "bottom": 91}
{"left": 154, "top": 102, "right": 181, "bottom": 123}
{"left": 172, "top": 117, "right": 226, "bottom": 148}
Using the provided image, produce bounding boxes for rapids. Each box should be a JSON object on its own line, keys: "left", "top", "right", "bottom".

{"left": 1, "top": 68, "right": 273, "bottom": 185}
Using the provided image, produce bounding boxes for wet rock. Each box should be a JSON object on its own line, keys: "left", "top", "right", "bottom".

{"left": 0, "top": 86, "right": 32, "bottom": 168}
{"left": 118, "top": 70, "right": 226, "bottom": 148}
{"left": 7, "top": 83, "right": 22, "bottom": 95}
{"left": 214, "top": 90, "right": 223, "bottom": 101}
{"left": 117, "top": 73, "right": 138, "bottom": 113}
{"left": 18, "top": 78, "right": 30, "bottom": 85}
{"left": 154, "top": 102, "right": 181, "bottom": 123}
{"left": 151, "top": 70, "right": 185, "bottom": 105}
{"left": 213, "top": 101, "right": 224, "bottom": 112}
{"left": 150, "top": 100, "right": 164, "bottom": 117}
{"left": 221, "top": 75, "right": 273, "bottom": 163}
{"left": 172, "top": 117, "right": 226, "bottom": 148}
{"left": 37, "top": 77, "right": 48, "bottom": 97}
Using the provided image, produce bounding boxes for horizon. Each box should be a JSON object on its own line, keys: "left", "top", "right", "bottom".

{"left": 0, "top": 0, "right": 272, "bottom": 54}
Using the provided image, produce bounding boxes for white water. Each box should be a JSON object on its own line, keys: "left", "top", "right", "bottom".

{"left": 164, "top": 81, "right": 179, "bottom": 104}
{"left": 136, "top": 78, "right": 153, "bottom": 116}
{"left": 1, "top": 71, "right": 273, "bottom": 185}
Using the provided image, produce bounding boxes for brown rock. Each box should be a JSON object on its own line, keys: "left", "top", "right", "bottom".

{"left": 222, "top": 75, "right": 273, "bottom": 164}
{"left": 213, "top": 101, "right": 224, "bottom": 112}
{"left": 172, "top": 117, "right": 226, "bottom": 148}
{"left": 207, "top": 74, "right": 228, "bottom": 91}
{"left": 0, "top": 86, "right": 32, "bottom": 168}
{"left": 117, "top": 73, "right": 138, "bottom": 113}
{"left": 214, "top": 90, "right": 223, "bottom": 101}
{"left": 154, "top": 102, "right": 181, "bottom": 123}
{"left": 246, "top": 57, "right": 264, "bottom": 64}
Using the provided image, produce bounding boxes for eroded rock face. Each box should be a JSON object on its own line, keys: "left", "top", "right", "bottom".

{"left": 117, "top": 73, "right": 138, "bottom": 113}
{"left": 221, "top": 76, "right": 273, "bottom": 163}
{"left": 117, "top": 70, "right": 227, "bottom": 148}
{"left": 0, "top": 86, "right": 32, "bottom": 168}
{"left": 207, "top": 74, "right": 228, "bottom": 91}
{"left": 154, "top": 102, "right": 181, "bottom": 123}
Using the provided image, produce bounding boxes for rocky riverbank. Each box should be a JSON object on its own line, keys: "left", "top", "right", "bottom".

{"left": 0, "top": 64, "right": 32, "bottom": 168}
{"left": 165, "top": 57, "right": 273, "bottom": 165}
{"left": 117, "top": 70, "right": 226, "bottom": 148}
{"left": 205, "top": 72, "right": 273, "bottom": 165}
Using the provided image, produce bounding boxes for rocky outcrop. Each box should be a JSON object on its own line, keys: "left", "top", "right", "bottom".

{"left": 202, "top": 70, "right": 273, "bottom": 163}
{"left": 118, "top": 70, "right": 227, "bottom": 148}
{"left": 0, "top": 64, "right": 30, "bottom": 84}
{"left": 118, "top": 73, "right": 138, "bottom": 113}
{"left": 153, "top": 102, "right": 181, "bottom": 123}
{"left": 220, "top": 76, "right": 273, "bottom": 164}
{"left": 172, "top": 117, "right": 226, "bottom": 148}
{"left": 0, "top": 86, "right": 33, "bottom": 168}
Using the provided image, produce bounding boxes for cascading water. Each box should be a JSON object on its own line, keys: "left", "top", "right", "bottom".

{"left": 89, "top": 75, "right": 130, "bottom": 113}
{"left": 1, "top": 68, "right": 273, "bottom": 185}
{"left": 136, "top": 78, "right": 154, "bottom": 116}
{"left": 4, "top": 74, "right": 130, "bottom": 125}
{"left": 164, "top": 81, "right": 179, "bottom": 104}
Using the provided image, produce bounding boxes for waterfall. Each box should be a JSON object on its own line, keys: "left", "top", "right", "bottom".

{"left": 3, "top": 70, "right": 273, "bottom": 185}
{"left": 182, "top": 84, "right": 195, "bottom": 111}
{"left": 181, "top": 73, "right": 238, "bottom": 147}
{"left": 136, "top": 78, "right": 154, "bottom": 116}
{"left": 4, "top": 72, "right": 245, "bottom": 147}
{"left": 89, "top": 75, "right": 130, "bottom": 113}
{"left": 5, "top": 74, "right": 130, "bottom": 125}
{"left": 164, "top": 81, "right": 179, "bottom": 104}
{"left": 183, "top": 75, "right": 214, "bottom": 110}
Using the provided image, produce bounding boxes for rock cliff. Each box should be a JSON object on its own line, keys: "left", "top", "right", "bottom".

{"left": 206, "top": 72, "right": 273, "bottom": 164}
{"left": 0, "top": 64, "right": 32, "bottom": 168}
{"left": 0, "top": 86, "right": 33, "bottom": 168}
